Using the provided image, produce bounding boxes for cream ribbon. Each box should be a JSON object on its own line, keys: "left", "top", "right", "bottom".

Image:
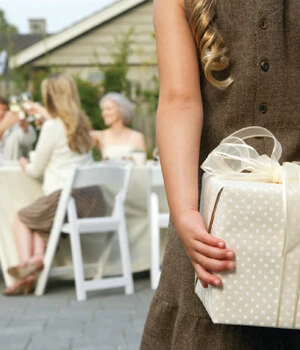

{"left": 201, "top": 126, "right": 300, "bottom": 327}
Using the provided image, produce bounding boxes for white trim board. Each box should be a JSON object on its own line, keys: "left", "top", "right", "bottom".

{"left": 9, "top": 0, "right": 148, "bottom": 68}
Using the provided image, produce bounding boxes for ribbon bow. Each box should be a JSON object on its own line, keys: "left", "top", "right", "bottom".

{"left": 201, "top": 126, "right": 300, "bottom": 255}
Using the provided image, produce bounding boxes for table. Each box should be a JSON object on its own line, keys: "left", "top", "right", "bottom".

{"left": 0, "top": 162, "right": 168, "bottom": 287}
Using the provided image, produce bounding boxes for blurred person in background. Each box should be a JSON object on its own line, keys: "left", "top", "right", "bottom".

{"left": 0, "top": 96, "right": 36, "bottom": 160}
{"left": 91, "top": 92, "right": 146, "bottom": 160}
{"left": 4, "top": 73, "right": 105, "bottom": 296}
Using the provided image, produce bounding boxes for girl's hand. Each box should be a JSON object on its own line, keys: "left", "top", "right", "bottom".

{"left": 176, "top": 209, "right": 236, "bottom": 288}
{"left": 19, "top": 157, "right": 29, "bottom": 171}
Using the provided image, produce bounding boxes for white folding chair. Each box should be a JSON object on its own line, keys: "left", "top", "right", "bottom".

{"left": 147, "top": 162, "right": 169, "bottom": 290}
{"left": 35, "top": 162, "right": 134, "bottom": 301}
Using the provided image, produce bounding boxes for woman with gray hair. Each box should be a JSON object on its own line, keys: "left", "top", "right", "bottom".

{"left": 91, "top": 92, "right": 146, "bottom": 160}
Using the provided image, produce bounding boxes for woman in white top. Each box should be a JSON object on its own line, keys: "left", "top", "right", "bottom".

{"left": 4, "top": 74, "right": 105, "bottom": 295}
{"left": 91, "top": 92, "right": 146, "bottom": 160}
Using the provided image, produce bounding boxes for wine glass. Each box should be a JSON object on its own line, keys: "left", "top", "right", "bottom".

{"left": 9, "top": 95, "right": 19, "bottom": 105}
{"left": 20, "top": 92, "right": 34, "bottom": 122}
{"left": 19, "top": 92, "right": 33, "bottom": 103}
{"left": 9, "top": 95, "right": 26, "bottom": 120}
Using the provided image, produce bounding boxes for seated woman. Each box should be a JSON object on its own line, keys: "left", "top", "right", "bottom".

{"left": 0, "top": 96, "right": 37, "bottom": 160}
{"left": 4, "top": 73, "right": 105, "bottom": 296}
{"left": 91, "top": 92, "right": 146, "bottom": 160}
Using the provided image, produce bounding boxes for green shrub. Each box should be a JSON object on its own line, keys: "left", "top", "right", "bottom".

{"left": 74, "top": 77, "right": 104, "bottom": 130}
{"left": 30, "top": 69, "right": 51, "bottom": 102}
{"left": 99, "top": 28, "right": 133, "bottom": 98}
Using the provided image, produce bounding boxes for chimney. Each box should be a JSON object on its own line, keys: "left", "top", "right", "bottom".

{"left": 29, "top": 19, "right": 46, "bottom": 35}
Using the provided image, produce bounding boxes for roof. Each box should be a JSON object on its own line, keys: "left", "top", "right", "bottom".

{"left": 9, "top": 0, "right": 148, "bottom": 69}
{"left": 0, "top": 33, "right": 47, "bottom": 54}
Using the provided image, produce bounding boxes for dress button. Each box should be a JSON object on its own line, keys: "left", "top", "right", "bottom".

{"left": 260, "top": 18, "right": 269, "bottom": 30}
{"left": 259, "top": 103, "right": 268, "bottom": 114}
{"left": 261, "top": 61, "right": 269, "bottom": 72}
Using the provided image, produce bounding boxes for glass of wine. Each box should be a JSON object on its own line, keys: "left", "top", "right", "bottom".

{"left": 20, "top": 92, "right": 34, "bottom": 122}
{"left": 9, "top": 95, "right": 26, "bottom": 120}
{"left": 20, "top": 92, "right": 33, "bottom": 103}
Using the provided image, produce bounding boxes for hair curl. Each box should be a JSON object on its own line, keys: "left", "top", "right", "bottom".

{"left": 41, "top": 73, "right": 92, "bottom": 153}
{"left": 187, "top": 0, "right": 233, "bottom": 89}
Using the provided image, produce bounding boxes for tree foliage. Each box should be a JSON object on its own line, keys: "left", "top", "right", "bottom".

{"left": 0, "top": 9, "right": 18, "bottom": 35}
{"left": 100, "top": 27, "right": 134, "bottom": 97}
{"left": 30, "top": 68, "right": 51, "bottom": 101}
{"left": 75, "top": 77, "right": 104, "bottom": 130}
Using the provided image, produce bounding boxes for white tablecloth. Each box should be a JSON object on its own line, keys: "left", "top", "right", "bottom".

{"left": 0, "top": 162, "right": 168, "bottom": 287}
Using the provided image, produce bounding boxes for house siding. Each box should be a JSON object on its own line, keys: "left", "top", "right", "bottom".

{"left": 32, "top": 1, "right": 157, "bottom": 86}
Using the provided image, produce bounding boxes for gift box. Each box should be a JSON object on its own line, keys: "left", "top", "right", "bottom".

{"left": 195, "top": 127, "right": 300, "bottom": 329}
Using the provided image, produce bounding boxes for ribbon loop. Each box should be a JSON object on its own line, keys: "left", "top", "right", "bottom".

{"left": 224, "top": 126, "right": 282, "bottom": 161}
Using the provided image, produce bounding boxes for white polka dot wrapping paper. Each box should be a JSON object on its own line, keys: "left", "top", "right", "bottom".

{"left": 195, "top": 127, "right": 300, "bottom": 329}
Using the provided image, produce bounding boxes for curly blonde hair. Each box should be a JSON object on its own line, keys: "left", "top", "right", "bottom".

{"left": 187, "top": 0, "right": 233, "bottom": 89}
{"left": 41, "top": 74, "right": 92, "bottom": 153}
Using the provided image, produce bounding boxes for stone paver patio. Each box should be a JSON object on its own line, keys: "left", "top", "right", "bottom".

{"left": 0, "top": 273, "right": 153, "bottom": 350}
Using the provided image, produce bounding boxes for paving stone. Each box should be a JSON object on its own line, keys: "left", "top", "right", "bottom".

{"left": 72, "top": 337, "right": 117, "bottom": 350}
{"left": 118, "top": 345, "right": 140, "bottom": 350}
{"left": 0, "top": 318, "right": 12, "bottom": 327}
{"left": 0, "top": 276, "right": 151, "bottom": 348}
{"left": 0, "top": 337, "right": 30, "bottom": 349}
{"left": 8, "top": 318, "right": 47, "bottom": 329}
{"left": 28, "top": 346, "right": 70, "bottom": 350}
{"left": 2, "top": 345, "right": 28, "bottom": 350}
{"left": 72, "top": 348, "right": 105, "bottom": 350}
{"left": 0, "top": 325, "right": 44, "bottom": 336}
{"left": 56, "top": 309, "right": 94, "bottom": 321}
{"left": 72, "top": 346, "right": 116, "bottom": 350}
{"left": 28, "top": 334, "right": 72, "bottom": 349}
{"left": 46, "top": 319, "right": 87, "bottom": 329}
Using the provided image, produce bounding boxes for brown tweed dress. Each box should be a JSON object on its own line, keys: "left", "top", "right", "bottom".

{"left": 141, "top": 1, "right": 300, "bottom": 349}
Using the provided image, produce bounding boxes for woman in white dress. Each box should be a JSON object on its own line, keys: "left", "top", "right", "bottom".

{"left": 91, "top": 93, "right": 146, "bottom": 160}
{"left": 4, "top": 74, "right": 105, "bottom": 296}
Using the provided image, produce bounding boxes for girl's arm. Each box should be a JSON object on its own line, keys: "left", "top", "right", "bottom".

{"left": 154, "top": 0, "right": 235, "bottom": 287}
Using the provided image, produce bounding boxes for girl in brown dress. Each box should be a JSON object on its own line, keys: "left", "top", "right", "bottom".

{"left": 141, "top": 0, "right": 300, "bottom": 349}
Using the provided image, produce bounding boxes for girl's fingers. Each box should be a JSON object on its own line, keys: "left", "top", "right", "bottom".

{"left": 193, "top": 252, "right": 236, "bottom": 272}
{"left": 200, "top": 279, "right": 208, "bottom": 289}
{"left": 197, "top": 229, "right": 226, "bottom": 248}
{"left": 194, "top": 240, "right": 235, "bottom": 260}
{"left": 194, "top": 263, "right": 222, "bottom": 287}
